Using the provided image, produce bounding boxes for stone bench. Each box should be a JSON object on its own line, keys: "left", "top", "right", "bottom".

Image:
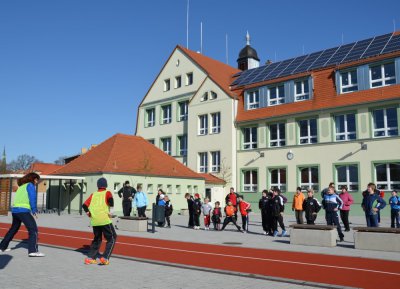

{"left": 290, "top": 224, "right": 337, "bottom": 247}
{"left": 113, "top": 216, "right": 148, "bottom": 232}
{"left": 353, "top": 227, "right": 400, "bottom": 252}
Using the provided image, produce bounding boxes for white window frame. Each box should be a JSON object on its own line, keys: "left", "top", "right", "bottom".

{"left": 178, "top": 101, "right": 188, "bottom": 121}
{"left": 336, "top": 165, "right": 359, "bottom": 192}
{"left": 243, "top": 170, "right": 258, "bottom": 192}
{"left": 334, "top": 113, "right": 356, "bottom": 141}
{"left": 178, "top": 135, "right": 187, "bottom": 156}
{"left": 340, "top": 70, "right": 358, "bottom": 93}
{"left": 199, "top": 152, "right": 208, "bottom": 173}
{"left": 161, "top": 105, "right": 172, "bottom": 124}
{"left": 243, "top": 127, "right": 257, "bottom": 150}
{"left": 269, "top": 168, "right": 287, "bottom": 192}
{"left": 268, "top": 85, "right": 285, "bottom": 106}
{"left": 164, "top": 79, "right": 170, "bottom": 91}
{"left": 209, "top": 91, "right": 217, "bottom": 100}
{"left": 269, "top": 123, "right": 286, "bottom": 147}
{"left": 161, "top": 137, "right": 172, "bottom": 155}
{"left": 198, "top": 114, "right": 208, "bottom": 135}
{"left": 186, "top": 72, "right": 193, "bottom": 86}
{"left": 298, "top": 119, "right": 317, "bottom": 145}
{"left": 370, "top": 62, "right": 396, "bottom": 88}
{"left": 211, "top": 112, "right": 221, "bottom": 134}
{"left": 375, "top": 163, "right": 400, "bottom": 191}
{"left": 373, "top": 107, "right": 398, "bottom": 138}
{"left": 146, "top": 108, "right": 155, "bottom": 127}
{"left": 299, "top": 167, "right": 319, "bottom": 191}
{"left": 175, "top": 75, "right": 182, "bottom": 88}
{"left": 211, "top": 151, "right": 220, "bottom": 173}
{"left": 201, "top": 92, "right": 208, "bottom": 102}
{"left": 294, "top": 79, "right": 310, "bottom": 101}
{"left": 247, "top": 90, "right": 259, "bottom": 110}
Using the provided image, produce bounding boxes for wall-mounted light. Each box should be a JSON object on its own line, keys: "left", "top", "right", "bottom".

{"left": 360, "top": 142, "right": 368, "bottom": 150}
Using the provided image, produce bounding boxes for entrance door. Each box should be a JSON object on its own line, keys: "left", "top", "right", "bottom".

{"left": 205, "top": 188, "right": 211, "bottom": 200}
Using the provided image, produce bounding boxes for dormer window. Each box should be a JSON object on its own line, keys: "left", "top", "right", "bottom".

{"left": 268, "top": 85, "right": 285, "bottom": 106}
{"left": 294, "top": 79, "right": 310, "bottom": 101}
{"left": 175, "top": 76, "right": 182, "bottom": 88}
{"left": 340, "top": 70, "right": 358, "bottom": 93}
{"left": 210, "top": 91, "right": 217, "bottom": 100}
{"left": 247, "top": 90, "right": 259, "bottom": 110}
{"left": 370, "top": 62, "right": 396, "bottom": 88}
{"left": 186, "top": 73, "right": 193, "bottom": 85}
{"left": 201, "top": 92, "right": 208, "bottom": 102}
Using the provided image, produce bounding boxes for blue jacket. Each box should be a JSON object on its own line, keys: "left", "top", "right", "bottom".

{"left": 12, "top": 183, "right": 38, "bottom": 214}
{"left": 133, "top": 191, "right": 148, "bottom": 208}
{"left": 322, "top": 193, "right": 343, "bottom": 212}
{"left": 362, "top": 194, "right": 386, "bottom": 215}
{"left": 389, "top": 196, "right": 400, "bottom": 210}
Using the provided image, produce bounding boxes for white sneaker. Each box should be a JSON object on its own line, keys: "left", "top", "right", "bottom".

{"left": 0, "top": 248, "right": 11, "bottom": 253}
{"left": 28, "top": 252, "right": 45, "bottom": 257}
{"left": 263, "top": 231, "right": 267, "bottom": 235}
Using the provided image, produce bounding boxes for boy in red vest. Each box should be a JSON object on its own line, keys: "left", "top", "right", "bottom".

{"left": 238, "top": 195, "right": 251, "bottom": 232}
{"left": 82, "top": 177, "right": 117, "bottom": 265}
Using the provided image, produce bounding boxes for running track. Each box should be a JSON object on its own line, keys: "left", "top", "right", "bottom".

{"left": 1, "top": 223, "right": 399, "bottom": 289}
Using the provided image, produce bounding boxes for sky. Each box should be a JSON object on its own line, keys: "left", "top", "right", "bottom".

{"left": 1, "top": 0, "right": 399, "bottom": 163}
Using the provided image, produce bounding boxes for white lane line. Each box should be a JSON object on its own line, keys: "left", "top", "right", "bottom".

{"left": 1, "top": 226, "right": 399, "bottom": 277}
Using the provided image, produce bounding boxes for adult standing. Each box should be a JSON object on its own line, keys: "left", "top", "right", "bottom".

{"left": 339, "top": 186, "right": 354, "bottom": 231}
{"left": 118, "top": 181, "right": 136, "bottom": 217}
{"left": 225, "top": 187, "right": 239, "bottom": 218}
{"left": 322, "top": 186, "right": 344, "bottom": 242}
{"left": 184, "top": 193, "right": 195, "bottom": 228}
{"left": 259, "top": 190, "right": 271, "bottom": 235}
{"left": 133, "top": 184, "right": 148, "bottom": 218}
{"left": 0, "top": 173, "right": 45, "bottom": 256}
{"left": 292, "top": 187, "right": 305, "bottom": 224}
{"left": 361, "top": 183, "right": 386, "bottom": 227}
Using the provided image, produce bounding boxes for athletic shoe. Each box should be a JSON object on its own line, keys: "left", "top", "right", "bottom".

{"left": 273, "top": 231, "right": 278, "bottom": 237}
{"left": 339, "top": 237, "right": 344, "bottom": 242}
{"left": 281, "top": 230, "right": 287, "bottom": 237}
{"left": 0, "top": 248, "right": 11, "bottom": 253}
{"left": 263, "top": 231, "right": 267, "bottom": 235}
{"left": 84, "top": 258, "right": 98, "bottom": 265}
{"left": 28, "top": 252, "right": 45, "bottom": 257}
{"left": 99, "top": 257, "right": 109, "bottom": 265}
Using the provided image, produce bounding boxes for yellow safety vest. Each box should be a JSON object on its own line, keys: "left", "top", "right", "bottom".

{"left": 13, "top": 183, "right": 31, "bottom": 210}
{"left": 88, "top": 190, "right": 111, "bottom": 226}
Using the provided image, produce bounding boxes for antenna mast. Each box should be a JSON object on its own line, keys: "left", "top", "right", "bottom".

{"left": 200, "top": 22, "right": 203, "bottom": 54}
{"left": 226, "top": 33, "right": 229, "bottom": 64}
{"left": 186, "top": 0, "right": 189, "bottom": 48}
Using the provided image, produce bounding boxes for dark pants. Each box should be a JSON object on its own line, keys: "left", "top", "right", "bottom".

{"left": 188, "top": 211, "right": 194, "bottom": 227}
{"left": 326, "top": 211, "right": 344, "bottom": 239}
{"left": 221, "top": 216, "right": 241, "bottom": 231}
{"left": 122, "top": 201, "right": 132, "bottom": 217}
{"left": 194, "top": 214, "right": 200, "bottom": 227}
{"left": 88, "top": 224, "right": 117, "bottom": 260}
{"left": 137, "top": 206, "right": 146, "bottom": 218}
{"left": 365, "top": 213, "right": 378, "bottom": 227}
{"left": 272, "top": 214, "right": 285, "bottom": 231}
{"left": 295, "top": 210, "right": 304, "bottom": 224}
{"left": 305, "top": 213, "right": 317, "bottom": 225}
{"left": 241, "top": 215, "right": 248, "bottom": 231}
{"left": 165, "top": 215, "right": 171, "bottom": 226}
{"left": 340, "top": 210, "right": 350, "bottom": 231}
{"left": 0, "top": 212, "right": 39, "bottom": 254}
{"left": 212, "top": 217, "right": 221, "bottom": 230}
{"left": 261, "top": 211, "right": 273, "bottom": 234}
{"left": 391, "top": 209, "right": 400, "bottom": 228}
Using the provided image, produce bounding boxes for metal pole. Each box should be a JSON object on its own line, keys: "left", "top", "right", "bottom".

{"left": 79, "top": 180, "right": 84, "bottom": 215}
{"left": 58, "top": 179, "right": 62, "bottom": 216}
{"left": 68, "top": 179, "right": 72, "bottom": 214}
{"left": 35, "top": 182, "right": 39, "bottom": 211}
{"left": 48, "top": 179, "right": 51, "bottom": 212}
{"left": 152, "top": 203, "right": 156, "bottom": 233}
{"left": 8, "top": 177, "right": 13, "bottom": 212}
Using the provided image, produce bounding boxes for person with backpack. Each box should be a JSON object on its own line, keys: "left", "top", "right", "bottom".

{"left": 389, "top": 190, "right": 400, "bottom": 228}
{"left": 302, "top": 188, "right": 321, "bottom": 225}
{"left": 362, "top": 183, "right": 386, "bottom": 227}
{"left": 193, "top": 193, "right": 202, "bottom": 230}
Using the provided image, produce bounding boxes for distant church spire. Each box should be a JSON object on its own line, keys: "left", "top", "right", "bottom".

{"left": 0, "top": 146, "right": 6, "bottom": 173}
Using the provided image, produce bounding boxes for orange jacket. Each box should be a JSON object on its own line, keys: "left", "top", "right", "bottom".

{"left": 292, "top": 193, "right": 305, "bottom": 210}
{"left": 225, "top": 205, "right": 235, "bottom": 217}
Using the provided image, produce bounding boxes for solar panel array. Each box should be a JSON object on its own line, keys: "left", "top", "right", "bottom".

{"left": 231, "top": 32, "right": 400, "bottom": 87}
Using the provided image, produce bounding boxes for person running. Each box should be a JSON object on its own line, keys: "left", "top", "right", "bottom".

{"left": 220, "top": 200, "right": 242, "bottom": 232}
{"left": 133, "top": 184, "right": 148, "bottom": 218}
{"left": 211, "top": 201, "right": 222, "bottom": 230}
{"left": 117, "top": 181, "right": 136, "bottom": 217}
{"left": 0, "top": 173, "right": 45, "bottom": 257}
{"left": 339, "top": 185, "right": 354, "bottom": 231}
{"left": 322, "top": 186, "right": 344, "bottom": 242}
{"left": 201, "top": 197, "right": 212, "bottom": 230}
{"left": 292, "top": 187, "right": 305, "bottom": 224}
{"left": 271, "top": 188, "right": 286, "bottom": 237}
{"left": 238, "top": 195, "right": 251, "bottom": 232}
{"left": 82, "top": 177, "right": 117, "bottom": 265}
{"left": 302, "top": 188, "right": 321, "bottom": 225}
{"left": 389, "top": 190, "right": 400, "bottom": 228}
{"left": 362, "top": 183, "right": 386, "bottom": 227}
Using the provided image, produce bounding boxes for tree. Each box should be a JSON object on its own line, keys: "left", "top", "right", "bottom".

{"left": 7, "top": 154, "right": 41, "bottom": 171}
{"left": 217, "top": 158, "right": 232, "bottom": 185}
{"left": 54, "top": 156, "right": 66, "bottom": 165}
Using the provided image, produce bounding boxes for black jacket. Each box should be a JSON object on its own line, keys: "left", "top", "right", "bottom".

{"left": 259, "top": 196, "right": 270, "bottom": 213}
{"left": 187, "top": 197, "right": 195, "bottom": 212}
{"left": 118, "top": 186, "right": 136, "bottom": 201}
{"left": 193, "top": 199, "right": 202, "bottom": 215}
{"left": 271, "top": 195, "right": 284, "bottom": 217}
{"left": 303, "top": 197, "right": 321, "bottom": 220}
{"left": 165, "top": 201, "right": 173, "bottom": 216}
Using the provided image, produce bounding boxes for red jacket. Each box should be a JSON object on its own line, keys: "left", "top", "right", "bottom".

{"left": 239, "top": 201, "right": 251, "bottom": 216}
{"left": 339, "top": 191, "right": 354, "bottom": 211}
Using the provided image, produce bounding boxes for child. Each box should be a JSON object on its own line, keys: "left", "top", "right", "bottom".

{"left": 271, "top": 188, "right": 286, "bottom": 237}
{"left": 389, "top": 190, "right": 400, "bottom": 228}
{"left": 164, "top": 196, "right": 173, "bottom": 228}
{"left": 211, "top": 201, "right": 222, "bottom": 230}
{"left": 220, "top": 200, "right": 242, "bottom": 232}
{"left": 201, "top": 197, "right": 212, "bottom": 230}
{"left": 238, "top": 195, "right": 251, "bottom": 232}
{"left": 302, "top": 188, "right": 321, "bottom": 225}
{"left": 82, "top": 177, "right": 117, "bottom": 265}
{"left": 322, "top": 186, "right": 344, "bottom": 242}
{"left": 193, "top": 193, "right": 202, "bottom": 230}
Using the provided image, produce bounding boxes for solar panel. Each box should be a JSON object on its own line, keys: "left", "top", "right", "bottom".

{"left": 277, "top": 55, "right": 309, "bottom": 77}
{"left": 236, "top": 66, "right": 263, "bottom": 86}
{"left": 361, "top": 33, "right": 392, "bottom": 58}
{"left": 248, "top": 63, "right": 276, "bottom": 84}
{"left": 382, "top": 34, "right": 400, "bottom": 54}
{"left": 324, "top": 43, "right": 354, "bottom": 66}
{"left": 340, "top": 37, "right": 373, "bottom": 63}
{"left": 291, "top": 51, "right": 324, "bottom": 74}
{"left": 308, "top": 47, "right": 338, "bottom": 70}
{"left": 264, "top": 59, "right": 295, "bottom": 80}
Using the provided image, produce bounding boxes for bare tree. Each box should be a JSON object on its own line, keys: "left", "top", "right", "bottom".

{"left": 54, "top": 156, "right": 66, "bottom": 165}
{"left": 7, "top": 154, "right": 41, "bottom": 171}
{"left": 217, "top": 158, "right": 232, "bottom": 185}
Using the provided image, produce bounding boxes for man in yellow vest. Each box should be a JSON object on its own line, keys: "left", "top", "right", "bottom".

{"left": 82, "top": 177, "right": 117, "bottom": 265}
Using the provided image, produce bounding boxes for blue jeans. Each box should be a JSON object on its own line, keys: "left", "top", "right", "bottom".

{"left": 0, "top": 212, "right": 39, "bottom": 253}
{"left": 365, "top": 213, "right": 378, "bottom": 227}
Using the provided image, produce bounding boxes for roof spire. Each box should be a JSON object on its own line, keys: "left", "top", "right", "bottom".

{"left": 246, "top": 31, "right": 251, "bottom": 46}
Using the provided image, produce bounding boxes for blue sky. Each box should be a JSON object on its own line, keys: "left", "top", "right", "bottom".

{"left": 1, "top": 0, "right": 399, "bottom": 163}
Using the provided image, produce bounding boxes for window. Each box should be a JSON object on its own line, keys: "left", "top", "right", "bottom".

{"left": 268, "top": 85, "right": 285, "bottom": 106}
{"left": 161, "top": 137, "right": 171, "bottom": 155}
{"left": 186, "top": 73, "right": 193, "bottom": 85}
{"left": 211, "top": 112, "right": 221, "bottom": 134}
{"left": 175, "top": 76, "right": 182, "bottom": 88}
{"left": 375, "top": 163, "right": 400, "bottom": 191}
{"left": 243, "top": 170, "right": 258, "bottom": 192}
{"left": 211, "top": 151, "right": 220, "bottom": 172}
{"left": 199, "top": 152, "right": 208, "bottom": 173}
{"left": 336, "top": 165, "right": 359, "bottom": 191}
{"left": 164, "top": 79, "right": 170, "bottom": 91}
{"left": 299, "top": 119, "right": 317, "bottom": 144}
{"left": 147, "top": 139, "right": 155, "bottom": 145}
{"left": 340, "top": 70, "right": 358, "bottom": 93}
{"left": 299, "top": 166, "right": 319, "bottom": 191}
{"left": 178, "top": 101, "right": 188, "bottom": 121}
{"left": 198, "top": 114, "right": 208, "bottom": 135}
{"left": 373, "top": 107, "right": 398, "bottom": 138}
{"left": 243, "top": 127, "right": 257, "bottom": 149}
{"left": 176, "top": 185, "right": 181, "bottom": 194}
{"left": 201, "top": 92, "right": 208, "bottom": 102}
{"left": 269, "top": 168, "right": 287, "bottom": 192}
{"left": 178, "top": 135, "right": 187, "bottom": 156}
{"left": 161, "top": 104, "right": 172, "bottom": 124}
{"left": 335, "top": 113, "right": 356, "bottom": 141}
{"left": 147, "top": 184, "right": 153, "bottom": 194}
{"left": 210, "top": 91, "right": 217, "bottom": 100}
{"left": 247, "top": 90, "right": 259, "bottom": 110}
{"left": 370, "top": 62, "right": 396, "bottom": 88}
{"left": 295, "top": 79, "right": 310, "bottom": 101}
{"left": 269, "top": 123, "right": 286, "bottom": 147}
{"left": 146, "top": 108, "right": 155, "bottom": 127}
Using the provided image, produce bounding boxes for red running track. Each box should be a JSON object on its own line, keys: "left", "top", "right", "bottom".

{"left": 1, "top": 223, "right": 399, "bottom": 289}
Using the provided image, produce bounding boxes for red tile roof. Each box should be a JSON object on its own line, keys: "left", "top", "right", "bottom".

{"left": 29, "top": 163, "right": 64, "bottom": 175}
{"left": 198, "top": 173, "right": 226, "bottom": 185}
{"left": 52, "top": 134, "right": 203, "bottom": 179}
